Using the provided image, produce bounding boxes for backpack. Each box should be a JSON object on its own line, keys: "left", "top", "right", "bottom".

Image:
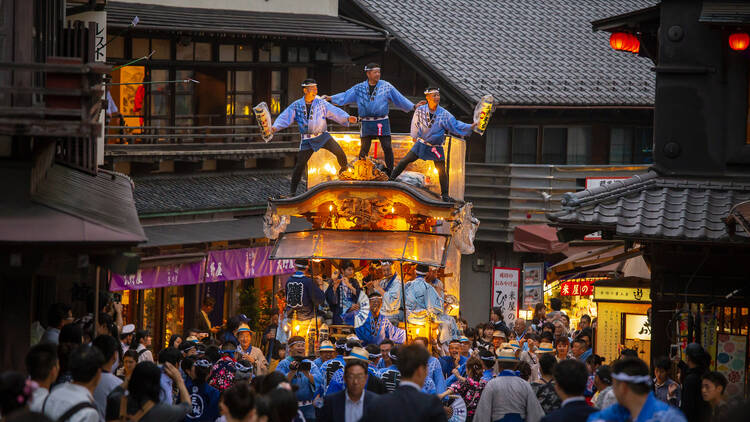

{"left": 41, "top": 395, "right": 97, "bottom": 422}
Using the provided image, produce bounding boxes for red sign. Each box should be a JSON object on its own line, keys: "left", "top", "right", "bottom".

{"left": 560, "top": 281, "right": 594, "bottom": 296}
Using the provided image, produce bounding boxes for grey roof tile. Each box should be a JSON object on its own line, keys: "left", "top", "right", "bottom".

{"left": 548, "top": 171, "right": 750, "bottom": 242}
{"left": 353, "top": 0, "right": 656, "bottom": 105}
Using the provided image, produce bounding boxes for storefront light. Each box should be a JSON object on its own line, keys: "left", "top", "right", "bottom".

{"left": 729, "top": 32, "right": 750, "bottom": 51}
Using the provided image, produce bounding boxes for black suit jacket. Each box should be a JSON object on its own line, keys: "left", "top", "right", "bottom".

{"left": 359, "top": 385, "right": 448, "bottom": 422}
{"left": 540, "top": 400, "right": 596, "bottom": 422}
{"left": 318, "top": 389, "right": 378, "bottom": 422}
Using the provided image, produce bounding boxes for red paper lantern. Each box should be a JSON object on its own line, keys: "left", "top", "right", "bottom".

{"left": 729, "top": 33, "right": 750, "bottom": 51}
{"left": 609, "top": 32, "right": 630, "bottom": 51}
{"left": 628, "top": 35, "right": 640, "bottom": 53}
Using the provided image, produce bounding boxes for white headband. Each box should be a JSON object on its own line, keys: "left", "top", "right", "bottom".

{"left": 612, "top": 372, "right": 652, "bottom": 385}
{"left": 415, "top": 270, "right": 428, "bottom": 276}
{"left": 424, "top": 88, "right": 439, "bottom": 95}
{"left": 365, "top": 66, "right": 381, "bottom": 72}
{"left": 288, "top": 340, "right": 305, "bottom": 348}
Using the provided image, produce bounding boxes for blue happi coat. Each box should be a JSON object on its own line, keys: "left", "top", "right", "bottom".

{"left": 354, "top": 312, "right": 406, "bottom": 346}
{"left": 376, "top": 365, "right": 437, "bottom": 395}
{"left": 272, "top": 97, "right": 351, "bottom": 151}
{"left": 275, "top": 357, "right": 324, "bottom": 421}
{"left": 409, "top": 104, "right": 473, "bottom": 161}
{"left": 404, "top": 276, "right": 444, "bottom": 315}
{"left": 330, "top": 80, "right": 414, "bottom": 136}
{"left": 325, "top": 365, "right": 379, "bottom": 396}
{"left": 377, "top": 274, "right": 403, "bottom": 321}
{"left": 319, "top": 356, "right": 346, "bottom": 389}
{"left": 283, "top": 271, "right": 326, "bottom": 320}
{"left": 587, "top": 392, "right": 687, "bottom": 422}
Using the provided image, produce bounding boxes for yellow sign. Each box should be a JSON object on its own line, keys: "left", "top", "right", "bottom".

{"left": 624, "top": 314, "right": 651, "bottom": 341}
{"left": 594, "top": 287, "right": 650, "bottom": 303}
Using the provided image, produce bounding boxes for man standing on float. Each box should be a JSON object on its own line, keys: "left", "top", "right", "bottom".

{"left": 390, "top": 87, "right": 476, "bottom": 202}
{"left": 324, "top": 63, "right": 423, "bottom": 176}
{"left": 272, "top": 78, "right": 357, "bottom": 196}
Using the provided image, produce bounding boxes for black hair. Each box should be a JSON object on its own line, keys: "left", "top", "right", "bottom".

{"left": 550, "top": 298, "right": 562, "bottom": 311}
{"left": 0, "top": 372, "right": 29, "bottom": 416}
{"left": 555, "top": 335, "right": 570, "bottom": 345}
{"left": 365, "top": 344, "right": 380, "bottom": 356}
{"left": 654, "top": 356, "right": 671, "bottom": 372}
{"left": 220, "top": 382, "right": 255, "bottom": 420}
{"left": 123, "top": 349, "right": 139, "bottom": 362}
{"left": 222, "top": 341, "right": 238, "bottom": 351}
{"left": 515, "top": 361, "right": 531, "bottom": 381}
{"left": 491, "top": 307, "right": 504, "bottom": 321}
{"left": 181, "top": 356, "right": 195, "bottom": 373}
{"left": 526, "top": 333, "right": 540, "bottom": 342}
{"left": 413, "top": 337, "right": 429, "bottom": 347}
{"left": 702, "top": 371, "right": 728, "bottom": 393}
{"left": 477, "top": 350, "right": 495, "bottom": 370}
{"left": 344, "top": 360, "right": 368, "bottom": 377}
{"left": 572, "top": 338, "right": 587, "bottom": 348}
{"left": 365, "top": 62, "right": 380, "bottom": 71}
{"left": 132, "top": 329, "right": 150, "bottom": 348}
{"left": 341, "top": 260, "right": 355, "bottom": 271}
{"left": 498, "top": 360, "right": 518, "bottom": 371}
{"left": 256, "top": 387, "right": 298, "bottom": 422}
{"left": 59, "top": 323, "right": 83, "bottom": 345}
{"left": 205, "top": 345, "right": 221, "bottom": 363}
{"left": 611, "top": 357, "right": 651, "bottom": 395}
{"left": 203, "top": 297, "right": 216, "bottom": 308}
{"left": 396, "top": 345, "right": 430, "bottom": 378}
{"left": 553, "top": 359, "right": 588, "bottom": 396}
{"left": 539, "top": 353, "right": 557, "bottom": 376}
{"left": 540, "top": 332, "right": 554, "bottom": 343}
{"left": 596, "top": 365, "right": 613, "bottom": 385}
{"left": 379, "top": 339, "right": 394, "bottom": 347}
{"left": 580, "top": 314, "right": 592, "bottom": 323}
{"left": 92, "top": 335, "right": 119, "bottom": 363}
{"left": 542, "top": 322, "right": 555, "bottom": 332}
{"left": 46, "top": 303, "right": 70, "bottom": 328}
{"left": 167, "top": 334, "right": 183, "bottom": 349}
{"left": 620, "top": 348, "right": 638, "bottom": 359}
{"left": 225, "top": 316, "right": 241, "bottom": 335}
{"left": 128, "top": 362, "right": 162, "bottom": 407}
{"left": 26, "top": 343, "right": 58, "bottom": 382}
{"left": 254, "top": 371, "right": 289, "bottom": 394}
{"left": 578, "top": 327, "right": 593, "bottom": 340}
{"left": 69, "top": 344, "right": 104, "bottom": 383}
{"left": 179, "top": 341, "right": 196, "bottom": 353}
{"left": 158, "top": 347, "right": 182, "bottom": 366}
{"left": 586, "top": 354, "right": 604, "bottom": 367}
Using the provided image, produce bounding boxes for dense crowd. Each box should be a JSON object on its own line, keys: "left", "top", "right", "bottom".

{"left": 1, "top": 295, "right": 748, "bottom": 422}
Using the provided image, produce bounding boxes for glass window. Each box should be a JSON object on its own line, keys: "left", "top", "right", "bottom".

{"left": 236, "top": 71, "right": 253, "bottom": 92}
{"left": 219, "top": 44, "right": 235, "bottom": 62}
{"left": 176, "top": 41, "right": 194, "bottom": 60}
{"left": 567, "top": 127, "right": 592, "bottom": 164}
{"left": 176, "top": 70, "right": 194, "bottom": 125}
{"left": 512, "top": 127, "right": 537, "bottom": 164}
{"left": 288, "top": 47, "right": 298, "bottom": 62}
{"left": 258, "top": 47, "right": 270, "bottom": 62}
{"left": 107, "top": 36, "right": 124, "bottom": 59}
{"left": 151, "top": 39, "right": 170, "bottom": 60}
{"left": 298, "top": 47, "right": 310, "bottom": 62}
{"left": 163, "top": 286, "right": 184, "bottom": 348}
{"left": 609, "top": 128, "right": 633, "bottom": 164}
{"left": 271, "top": 45, "right": 281, "bottom": 62}
{"left": 542, "top": 127, "right": 566, "bottom": 164}
{"left": 633, "top": 127, "right": 653, "bottom": 164}
{"left": 132, "top": 38, "right": 149, "bottom": 58}
{"left": 486, "top": 127, "right": 510, "bottom": 163}
{"left": 236, "top": 94, "right": 254, "bottom": 118}
{"left": 271, "top": 71, "right": 282, "bottom": 91}
{"left": 226, "top": 70, "right": 254, "bottom": 125}
{"left": 150, "top": 69, "right": 170, "bottom": 122}
{"left": 270, "top": 70, "right": 283, "bottom": 116}
{"left": 237, "top": 44, "right": 253, "bottom": 61}
{"left": 195, "top": 42, "right": 211, "bottom": 61}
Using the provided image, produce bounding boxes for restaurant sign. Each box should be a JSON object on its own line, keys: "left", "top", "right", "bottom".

{"left": 593, "top": 287, "right": 651, "bottom": 303}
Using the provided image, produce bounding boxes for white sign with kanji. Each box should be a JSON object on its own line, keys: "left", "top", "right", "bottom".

{"left": 492, "top": 267, "right": 520, "bottom": 325}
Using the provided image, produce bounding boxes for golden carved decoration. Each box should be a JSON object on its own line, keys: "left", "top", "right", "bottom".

{"left": 338, "top": 158, "right": 389, "bottom": 181}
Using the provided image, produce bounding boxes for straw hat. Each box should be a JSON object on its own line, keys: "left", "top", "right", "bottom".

{"left": 509, "top": 339, "right": 521, "bottom": 350}
{"left": 344, "top": 347, "right": 370, "bottom": 362}
{"left": 318, "top": 340, "right": 335, "bottom": 352}
{"left": 495, "top": 343, "right": 519, "bottom": 361}
{"left": 234, "top": 322, "right": 253, "bottom": 337}
{"left": 537, "top": 342, "right": 554, "bottom": 354}
{"left": 492, "top": 330, "right": 507, "bottom": 338}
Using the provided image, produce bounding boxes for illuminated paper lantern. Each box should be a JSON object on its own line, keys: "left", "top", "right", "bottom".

{"left": 729, "top": 33, "right": 750, "bottom": 51}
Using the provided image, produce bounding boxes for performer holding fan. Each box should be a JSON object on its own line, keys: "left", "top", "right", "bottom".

{"left": 390, "top": 87, "right": 476, "bottom": 202}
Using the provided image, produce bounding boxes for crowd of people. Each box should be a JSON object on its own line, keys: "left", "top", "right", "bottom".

{"left": 2, "top": 282, "right": 749, "bottom": 422}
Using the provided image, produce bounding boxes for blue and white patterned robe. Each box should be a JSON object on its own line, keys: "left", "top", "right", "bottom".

{"left": 378, "top": 274, "right": 403, "bottom": 322}
{"left": 587, "top": 392, "right": 687, "bottom": 422}
{"left": 330, "top": 80, "right": 414, "bottom": 136}
{"left": 409, "top": 104, "right": 473, "bottom": 160}
{"left": 376, "top": 365, "right": 437, "bottom": 395}
{"left": 272, "top": 97, "right": 351, "bottom": 151}
{"left": 275, "top": 357, "right": 324, "bottom": 420}
{"left": 354, "top": 312, "right": 406, "bottom": 346}
{"left": 325, "top": 365, "right": 379, "bottom": 396}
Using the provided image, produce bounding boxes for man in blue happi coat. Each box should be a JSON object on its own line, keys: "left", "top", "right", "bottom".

{"left": 390, "top": 87, "right": 476, "bottom": 202}
{"left": 276, "top": 259, "right": 326, "bottom": 346}
{"left": 368, "top": 260, "right": 403, "bottom": 325}
{"left": 324, "top": 63, "right": 424, "bottom": 176}
{"left": 355, "top": 292, "right": 406, "bottom": 346}
{"left": 275, "top": 336, "right": 325, "bottom": 421}
{"left": 439, "top": 339, "right": 467, "bottom": 379}
{"left": 271, "top": 78, "right": 357, "bottom": 196}
{"left": 587, "top": 358, "right": 687, "bottom": 422}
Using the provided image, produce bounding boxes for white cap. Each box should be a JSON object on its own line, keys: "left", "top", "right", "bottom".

{"left": 122, "top": 324, "right": 135, "bottom": 335}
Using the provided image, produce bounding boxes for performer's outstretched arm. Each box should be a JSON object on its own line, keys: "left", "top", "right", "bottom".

{"left": 323, "top": 101, "right": 352, "bottom": 127}
{"left": 387, "top": 82, "right": 416, "bottom": 113}
{"left": 330, "top": 85, "right": 358, "bottom": 107}
{"left": 272, "top": 105, "right": 296, "bottom": 132}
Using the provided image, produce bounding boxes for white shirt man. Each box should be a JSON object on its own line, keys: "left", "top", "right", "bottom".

{"left": 42, "top": 383, "right": 100, "bottom": 422}
{"left": 344, "top": 388, "right": 365, "bottom": 422}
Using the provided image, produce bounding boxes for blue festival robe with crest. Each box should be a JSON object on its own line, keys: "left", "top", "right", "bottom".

{"left": 283, "top": 271, "right": 325, "bottom": 320}
{"left": 354, "top": 312, "right": 406, "bottom": 346}
{"left": 409, "top": 104, "right": 472, "bottom": 161}
{"left": 330, "top": 80, "right": 414, "bottom": 136}
{"left": 272, "top": 97, "right": 351, "bottom": 151}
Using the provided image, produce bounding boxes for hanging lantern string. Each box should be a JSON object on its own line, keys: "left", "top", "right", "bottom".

{"left": 97, "top": 16, "right": 139, "bottom": 53}
{"left": 104, "top": 78, "right": 200, "bottom": 86}
{"left": 110, "top": 50, "right": 156, "bottom": 72}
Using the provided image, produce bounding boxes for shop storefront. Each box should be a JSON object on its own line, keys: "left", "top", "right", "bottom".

{"left": 593, "top": 286, "right": 651, "bottom": 364}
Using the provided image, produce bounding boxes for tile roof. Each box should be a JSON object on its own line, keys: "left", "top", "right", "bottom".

{"left": 106, "top": 1, "right": 385, "bottom": 41}
{"left": 352, "top": 0, "right": 656, "bottom": 106}
{"left": 134, "top": 171, "right": 293, "bottom": 215}
{"left": 547, "top": 171, "right": 750, "bottom": 242}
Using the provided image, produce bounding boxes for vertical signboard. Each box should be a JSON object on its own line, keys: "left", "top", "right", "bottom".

{"left": 522, "top": 262, "right": 544, "bottom": 309}
{"left": 492, "top": 267, "right": 520, "bottom": 326}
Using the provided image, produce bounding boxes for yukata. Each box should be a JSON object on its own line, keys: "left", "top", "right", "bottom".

{"left": 587, "top": 392, "right": 687, "bottom": 422}
{"left": 531, "top": 379, "right": 562, "bottom": 414}
{"left": 390, "top": 104, "right": 473, "bottom": 197}
{"left": 237, "top": 344, "right": 268, "bottom": 375}
{"left": 208, "top": 357, "right": 236, "bottom": 392}
{"left": 449, "top": 377, "right": 488, "bottom": 420}
{"left": 184, "top": 379, "right": 221, "bottom": 422}
{"left": 272, "top": 96, "right": 352, "bottom": 194}
{"left": 404, "top": 276, "right": 461, "bottom": 345}
{"left": 330, "top": 80, "right": 414, "bottom": 173}
{"left": 377, "top": 274, "right": 403, "bottom": 324}
{"left": 325, "top": 365, "right": 379, "bottom": 396}
{"left": 276, "top": 271, "right": 325, "bottom": 346}
{"left": 275, "top": 357, "right": 324, "bottom": 421}
{"left": 427, "top": 355, "right": 446, "bottom": 394}
{"left": 473, "top": 370, "right": 545, "bottom": 422}
{"left": 354, "top": 311, "right": 406, "bottom": 346}
{"left": 325, "top": 276, "right": 362, "bottom": 325}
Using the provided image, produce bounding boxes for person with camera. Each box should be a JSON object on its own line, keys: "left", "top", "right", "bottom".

{"left": 274, "top": 336, "right": 324, "bottom": 422}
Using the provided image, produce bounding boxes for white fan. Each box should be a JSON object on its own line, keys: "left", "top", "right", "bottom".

{"left": 354, "top": 290, "right": 370, "bottom": 328}
{"left": 448, "top": 396, "right": 467, "bottom": 422}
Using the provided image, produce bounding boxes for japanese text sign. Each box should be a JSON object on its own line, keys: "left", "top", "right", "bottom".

{"left": 492, "top": 267, "right": 520, "bottom": 324}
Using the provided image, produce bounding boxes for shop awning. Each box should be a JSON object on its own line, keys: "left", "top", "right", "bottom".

{"left": 106, "top": 2, "right": 386, "bottom": 40}
{"left": 513, "top": 224, "right": 567, "bottom": 254}
{"left": 270, "top": 229, "right": 451, "bottom": 267}
{"left": 547, "top": 244, "right": 648, "bottom": 283}
{"left": 141, "top": 217, "right": 311, "bottom": 247}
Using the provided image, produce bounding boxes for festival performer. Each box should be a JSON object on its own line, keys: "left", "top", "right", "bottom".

{"left": 325, "top": 346, "right": 386, "bottom": 396}
{"left": 318, "top": 341, "right": 346, "bottom": 390}
{"left": 276, "top": 259, "right": 326, "bottom": 351}
{"left": 275, "top": 336, "right": 325, "bottom": 421}
{"left": 390, "top": 87, "right": 476, "bottom": 202}
{"left": 271, "top": 78, "right": 357, "bottom": 196}
{"left": 325, "top": 260, "right": 362, "bottom": 325}
{"left": 355, "top": 292, "right": 406, "bottom": 346}
{"left": 368, "top": 260, "right": 403, "bottom": 324}
{"left": 324, "top": 63, "right": 423, "bottom": 176}
{"left": 404, "top": 264, "right": 461, "bottom": 347}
